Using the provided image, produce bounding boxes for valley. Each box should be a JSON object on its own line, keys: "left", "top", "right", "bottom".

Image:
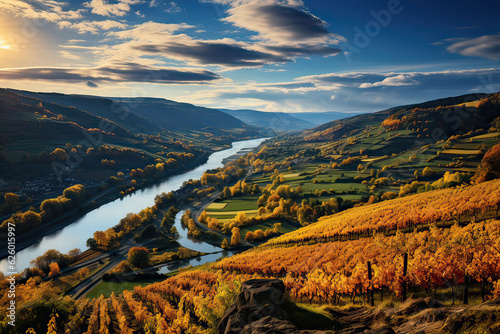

{"left": 0, "top": 90, "right": 500, "bottom": 334}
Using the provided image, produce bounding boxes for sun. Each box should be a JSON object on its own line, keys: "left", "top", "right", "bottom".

{"left": 0, "top": 40, "right": 12, "bottom": 50}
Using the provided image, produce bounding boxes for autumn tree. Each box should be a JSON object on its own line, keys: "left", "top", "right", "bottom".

{"left": 422, "top": 166, "right": 434, "bottom": 177}
{"left": 31, "top": 249, "right": 72, "bottom": 273}
{"left": 48, "top": 262, "right": 61, "bottom": 276}
{"left": 4, "top": 192, "right": 18, "bottom": 209}
{"left": 207, "top": 217, "right": 219, "bottom": 230}
{"left": 67, "top": 248, "right": 81, "bottom": 260}
{"left": 128, "top": 247, "right": 150, "bottom": 268}
{"left": 230, "top": 227, "right": 241, "bottom": 246}
{"left": 113, "top": 260, "right": 132, "bottom": 273}
{"left": 245, "top": 231, "right": 254, "bottom": 242}
{"left": 221, "top": 238, "right": 229, "bottom": 249}
{"left": 62, "top": 184, "right": 86, "bottom": 204}
{"left": 50, "top": 148, "right": 67, "bottom": 161}
{"left": 472, "top": 143, "right": 500, "bottom": 183}
{"left": 222, "top": 186, "right": 232, "bottom": 199}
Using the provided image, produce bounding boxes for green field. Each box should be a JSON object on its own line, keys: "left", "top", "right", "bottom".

{"left": 86, "top": 279, "right": 163, "bottom": 299}
{"left": 206, "top": 202, "right": 227, "bottom": 210}
{"left": 206, "top": 196, "right": 259, "bottom": 212}
{"left": 441, "top": 149, "right": 482, "bottom": 155}
{"left": 239, "top": 219, "right": 297, "bottom": 238}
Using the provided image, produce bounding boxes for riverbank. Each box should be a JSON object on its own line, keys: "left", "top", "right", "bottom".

{"left": 0, "top": 153, "right": 210, "bottom": 262}
{"left": 0, "top": 137, "right": 269, "bottom": 273}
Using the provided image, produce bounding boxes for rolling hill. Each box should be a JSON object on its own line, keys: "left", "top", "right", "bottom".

{"left": 113, "top": 98, "right": 255, "bottom": 134}
{"left": 0, "top": 89, "right": 268, "bottom": 192}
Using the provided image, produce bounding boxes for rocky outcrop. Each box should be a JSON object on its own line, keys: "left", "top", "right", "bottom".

{"left": 217, "top": 279, "right": 500, "bottom": 334}
{"left": 217, "top": 279, "right": 333, "bottom": 334}
{"left": 217, "top": 279, "right": 292, "bottom": 334}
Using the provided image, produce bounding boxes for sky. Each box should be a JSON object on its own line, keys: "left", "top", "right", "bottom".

{"left": 0, "top": 0, "right": 499, "bottom": 113}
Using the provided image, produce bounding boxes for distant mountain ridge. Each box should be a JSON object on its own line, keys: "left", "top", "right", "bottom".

{"left": 220, "top": 109, "right": 314, "bottom": 131}
{"left": 220, "top": 109, "right": 360, "bottom": 131}
{"left": 113, "top": 98, "right": 250, "bottom": 133}
{"left": 290, "top": 111, "right": 362, "bottom": 126}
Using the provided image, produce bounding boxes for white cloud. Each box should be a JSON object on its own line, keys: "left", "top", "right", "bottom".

{"left": 59, "top": 20, "right": 128, "bottom": 34}
{"left": 165, "top": 1, "right": 182, "bottom": 13}
{"left": 359, "top": 74, "right": 420, "bottom": 88}
{"left": 59, "top": 50, "right": 82, "bottom": 60}
{"left": 84, "top": 0, "right": 142, "bottom": 17}
{"left": 0, "top": 0, "right": 83, "bottom": 22}
{"left": 183, "top": 68, "right": 500, "bottom": 112}
{"left": 447, "top": 34, "right": 500, "bottom": 61}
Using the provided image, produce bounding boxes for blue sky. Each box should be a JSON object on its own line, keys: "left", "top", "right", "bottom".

{"left": 0, "top": 0, "right": 499, "bottom": 113}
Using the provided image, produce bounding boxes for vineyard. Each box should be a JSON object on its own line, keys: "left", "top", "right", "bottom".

{"left": 265, "top": 178, "right": 500, "bottom": 246}
{"left": 215, "top": 220, "right": 500, "bottom": 303}
{"left": 38, "top": 270, "right": 246, "bottom": 333}
{"left": 16, "top": 178, "right": 500, "bottom": 333}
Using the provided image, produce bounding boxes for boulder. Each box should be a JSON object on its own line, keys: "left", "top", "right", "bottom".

{"left": 217, "top": 279, "right": 291, "bottom": 334}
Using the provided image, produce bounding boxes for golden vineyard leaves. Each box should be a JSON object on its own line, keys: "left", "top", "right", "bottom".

{"left": 267, "top": 179, "right": 500, "bottom": 245}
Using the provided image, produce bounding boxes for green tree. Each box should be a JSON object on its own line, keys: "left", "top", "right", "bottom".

{"left": 86, "top": 238, "right": 97, "bottom": 250}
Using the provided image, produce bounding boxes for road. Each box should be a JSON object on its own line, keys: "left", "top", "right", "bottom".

{"left": 65, "top": 240, "right": 135, "bottom": 299}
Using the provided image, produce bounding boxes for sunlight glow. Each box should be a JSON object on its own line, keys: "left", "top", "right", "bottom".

{"left": 0, "top": 40, "right": 12, "bottom": 50}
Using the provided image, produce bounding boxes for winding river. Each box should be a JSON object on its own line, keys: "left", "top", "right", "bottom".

{"left": 0, "top": 138, "right": 268, "bottom": 273}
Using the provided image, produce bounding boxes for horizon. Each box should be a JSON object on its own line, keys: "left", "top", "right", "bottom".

{"left": 0, "top": 0, "right": 499, "bottom": 113}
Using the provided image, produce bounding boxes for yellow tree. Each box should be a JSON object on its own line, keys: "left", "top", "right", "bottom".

{"left": 48, "top": 262, "right": 60, "bottom": 277}
{"left": 231, "top": 227, "right": 241, "bottom": 246}
{"left": 4, "top": 192, "right": 18, "bottom": 209}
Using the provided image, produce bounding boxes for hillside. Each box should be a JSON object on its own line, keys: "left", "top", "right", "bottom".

{"left": 302, "top": 93, "right": 493, "bottom": 143}
{"left": 6, "top": 89, "right": 161, "bottom": 136}
{"left": 291, "top": 111, "right": 362, "bottom": 126}
{"left": 1, "top": 91, "right": 499, "bottom": 334}
{"left": 112, "top": 98, "right": 255, "bottom": 134}
{"left": 3, "top": 178, "right": 499, "bottom": 333}
{"left": 0, "top": 89, "right": 267, "bottom": 207}
{"left": 221, "top": 108, "right": 315, "bottom": 131}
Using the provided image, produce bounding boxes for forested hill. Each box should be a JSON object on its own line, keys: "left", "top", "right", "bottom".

{"left": 112, "top": 98, "right": 253, "bottom": 133}
{"left": 7, "top": 89, "right": 262, "bottom": 136}
{"left": 0, "top": 88, "right": 267, "bottom": 184}
{"left": 301, "top": 92, "right": 494, "bottom": 143}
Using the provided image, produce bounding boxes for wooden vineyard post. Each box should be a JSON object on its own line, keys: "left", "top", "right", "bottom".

{"left": 402, "top": 252, "right": 408, "bottom": 302}
{"left": 463, "top": 269, "right": 469, "bottom": 305}
{"left": 367, "top": 261, "right": 374, "bottom": 306}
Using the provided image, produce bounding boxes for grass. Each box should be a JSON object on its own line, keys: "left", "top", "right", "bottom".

{"left": 86, "top": 278, "right": 163, "bottom": 299}
{"left": 362, "top": 156, "right": 384, "bottom": 162}
{"left": 206, "top": 209, "right": 258, "bottom": 216}
{"left": 206, "top": 202, "right": 227, "bottom": 210}
{"left": 468, "top": 132, "right": 500, "bottom": 140}
{"left": 206, "top": 196, "right": 259, "bottom": 212}
{"left": 441, "top": 149, "right": 482, "bottom": 155}
{"left": 283, "top": 173, "right": 301, "bottom": 179}
{"left": 239, "top": 219, "right": 297, "bottom": 236}
{"left": 282, "top": 301, "right": 341, "bottom": 330}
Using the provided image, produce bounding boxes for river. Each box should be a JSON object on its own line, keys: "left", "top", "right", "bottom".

{"left": 0, "top": 138, "right": 268, "bottom": 273}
